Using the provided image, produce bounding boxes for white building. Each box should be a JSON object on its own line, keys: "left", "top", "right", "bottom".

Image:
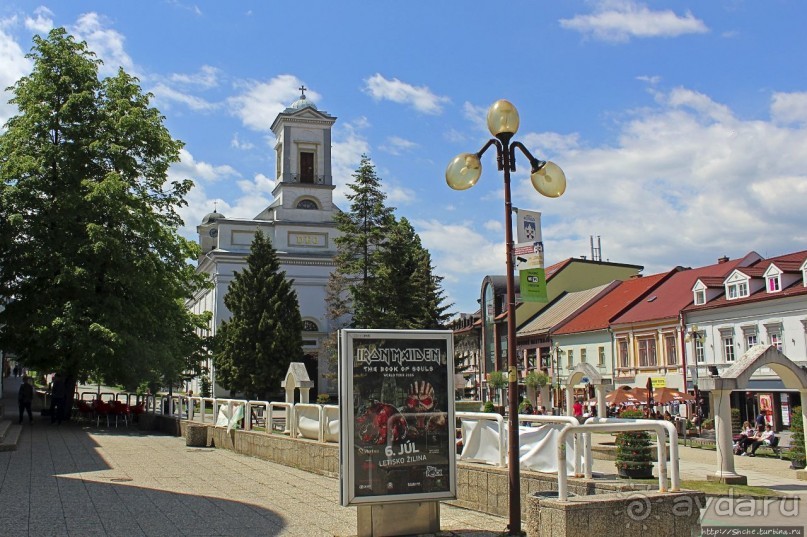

{"left": 187, "top": 88, "right": 342, "bottom": 397}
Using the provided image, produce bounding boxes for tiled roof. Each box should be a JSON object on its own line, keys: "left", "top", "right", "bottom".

{"left": 518, "top": 283, "right": 614, "bottom": 337}
{"left": 553, "top": 271, "right": 676, "bottom": 335}
{"left": 735, "top": 267, "right": 766, "bottom": 278}
{"left": 769, "top": 260, "right": 803, "bottom": 273}
{"left": 697, "top": 276, "right": 725, "bottom": 288}
{"left": 612, "top": 253, "right": 758, "bottom": 325}
{"left": 685, "top": 250, "right": 807, "bottom": 312}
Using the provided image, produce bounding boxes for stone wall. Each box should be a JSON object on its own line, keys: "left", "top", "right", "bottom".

{"left": 526, "top": 490, "right": 704, "bottom": 537}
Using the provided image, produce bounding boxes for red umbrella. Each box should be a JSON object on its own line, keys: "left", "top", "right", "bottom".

{"left": 605, "top": 387, "right": 648, "bottom": 405}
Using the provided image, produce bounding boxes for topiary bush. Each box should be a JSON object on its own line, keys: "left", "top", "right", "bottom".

{"left": 615, "top": 408, "right": 654, "bottom": 479}
{"left": 483, "top": 400, "right": 496, "bottom": 413}
{"left": 790, "top": 406, "right": 805, "bottom": 470}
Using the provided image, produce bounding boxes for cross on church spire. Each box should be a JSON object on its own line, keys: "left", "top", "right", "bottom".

{"left": 299, "top": 85, "right": 307, "bottom": 98}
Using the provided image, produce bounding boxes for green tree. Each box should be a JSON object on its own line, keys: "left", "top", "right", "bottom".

{"left": 334, "top": 155, "right": 395, "bottom": 328}
{"left": 0, "top": 29, "right": 207, "bottom": 401}
{"left": 213, "top": 231, "right": 303, "bottom": 399}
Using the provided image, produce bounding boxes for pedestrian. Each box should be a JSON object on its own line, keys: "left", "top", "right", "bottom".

{"left": 573, "top": 398, "right": 583, "bottom": 421}
{"left": 13, "top": 365, "right": 19, "bottom": 377}
{"left": 18, "top": 375, "right": 34, "bottom": 424}
{"left": 754, "top": 411, "right": 766, "bottom": 428}
{"left": 50, "top": 372, "right": 67, "bottom": 425}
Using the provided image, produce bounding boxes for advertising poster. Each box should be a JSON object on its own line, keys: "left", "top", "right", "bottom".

{"left": 339, "top": 330, "right": 456, "bottom": 506}
{"left": 514, "top": 209, "right": 547, "bottom": 303}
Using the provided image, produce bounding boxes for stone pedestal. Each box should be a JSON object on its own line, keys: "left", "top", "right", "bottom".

{"left": 357, "top": 502, "right": 439, "bottom": 537}
{"left": 796, "top": 469, "right": 807, "bottom": 481}
{"left": 706, "top": 472, "right": 748, "bottom": 485}
{"left": 526, "top": 490, "right": 704, "bottom": 537}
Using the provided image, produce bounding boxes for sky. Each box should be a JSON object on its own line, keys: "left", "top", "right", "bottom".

{"left": 1, "top": 1, "right": 806, "bottom": 314}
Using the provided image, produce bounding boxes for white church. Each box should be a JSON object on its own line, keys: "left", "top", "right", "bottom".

{"left": 187, "top": 88, "right": 342, "bottom": 398}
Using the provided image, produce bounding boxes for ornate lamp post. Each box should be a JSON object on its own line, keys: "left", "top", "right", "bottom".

{"left": 446, "top": 100, "right": 566, "bottom": 535}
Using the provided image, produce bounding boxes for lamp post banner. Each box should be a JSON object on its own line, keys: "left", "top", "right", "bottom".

{"left": 339, "top": 329, "right": 456, "bottom": 507}
{"left": 515, "top": 209, "right": 547, "bottom": 302}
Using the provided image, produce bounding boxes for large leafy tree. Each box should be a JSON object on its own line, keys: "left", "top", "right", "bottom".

{"left": 213, "top": 231, "right": 303, "bottom": 399}
{"left": 0, "top": 29, "right": 207, "bottom": 394}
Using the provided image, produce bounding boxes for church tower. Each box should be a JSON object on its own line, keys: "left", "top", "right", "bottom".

{"left": 254, "top": 86, "right": 337, "bottom": 224}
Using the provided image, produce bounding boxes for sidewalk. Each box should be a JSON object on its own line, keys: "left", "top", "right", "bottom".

{"left": 1, "top": 375, "right": 805, "bottom": 536}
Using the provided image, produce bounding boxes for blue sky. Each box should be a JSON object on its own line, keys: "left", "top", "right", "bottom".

{"left": 2, "top": 1, "right": 806, "bottom": 314}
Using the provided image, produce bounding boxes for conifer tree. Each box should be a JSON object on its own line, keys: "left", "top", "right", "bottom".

{"left": 334, "top": 155, "right": 395, "bottom": 328}
{"left": 213, "top": 231, "right": 303, "bottom": 399}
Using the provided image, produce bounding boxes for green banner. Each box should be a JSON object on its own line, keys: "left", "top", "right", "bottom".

{"left": 519, "top": 267, "right": 548, "bottom": 302}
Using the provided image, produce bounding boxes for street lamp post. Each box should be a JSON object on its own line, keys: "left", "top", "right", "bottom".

{"left": 446, "top": 100, "right": 566, "bottom": 536}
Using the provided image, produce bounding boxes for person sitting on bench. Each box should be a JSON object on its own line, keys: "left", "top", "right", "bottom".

{"left": 734, "top": 421, "right": 756, "bottom": 454}
{"left": 747, "top": 424, "right": 775, "bottom": 457}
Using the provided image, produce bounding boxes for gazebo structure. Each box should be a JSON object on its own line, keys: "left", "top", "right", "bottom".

{"left": 698, "top": 344, "right": 807, "bottom": 484}
{"left": 565, "top": 362, "right": 612, "bottom": 418}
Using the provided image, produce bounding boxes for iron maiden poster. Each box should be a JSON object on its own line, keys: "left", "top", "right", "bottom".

{"left": 339, "top": 329, "right": 456, "bottom": 506}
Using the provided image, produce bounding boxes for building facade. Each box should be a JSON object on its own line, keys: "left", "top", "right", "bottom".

{"left": 186, "top": 89, "right": 342, "bottom": 397}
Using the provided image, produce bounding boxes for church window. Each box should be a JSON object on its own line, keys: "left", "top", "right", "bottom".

{"left": 296, "top": 199, "right": 318, "bottom": 210}
{"left": 302, "top": 320, "right": 319, "bottom": 332}
{"left": 300, "top": 152, "right": 314, "bottom": 183}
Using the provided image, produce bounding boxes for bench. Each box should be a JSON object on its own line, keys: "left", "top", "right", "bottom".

{"left": 754, "top": 436, "right": 789, "bottom": 458}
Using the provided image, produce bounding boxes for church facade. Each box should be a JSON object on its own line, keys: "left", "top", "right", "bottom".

{"left": 187, "top": 89, "right": 342, "bottom": 397}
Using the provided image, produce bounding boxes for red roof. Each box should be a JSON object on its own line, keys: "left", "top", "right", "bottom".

{"left": 612, "top": 253, "right": 759, "bottom": 325}
{"left": 769, "top": 260, "right": 803, "bottom": 273}
{"left": 735, "top": 266, "right": 766, "bottom": 278}
{"left": 553, "top": 270, "right": 676, "bottom": 335}
{"left": 684, "top": 250, "right": 807, "bottom": 312}
{"left": 697, "top": 276, "right": 725, "bottom": 288}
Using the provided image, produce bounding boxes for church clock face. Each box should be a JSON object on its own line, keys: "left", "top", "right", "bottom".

{"left": 209, "top": 228, "right": 218, "bottom": 238}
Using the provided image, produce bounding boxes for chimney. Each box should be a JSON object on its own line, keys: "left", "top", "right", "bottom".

{"left": 717, "top": 256, "right": 729, "bottom": 264}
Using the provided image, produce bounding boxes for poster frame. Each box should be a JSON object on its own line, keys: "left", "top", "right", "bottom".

{"left": 339, "top": 329, "right": 456, "bottom": 507}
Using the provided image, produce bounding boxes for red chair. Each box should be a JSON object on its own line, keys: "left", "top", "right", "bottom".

{"left": 130, "top": 402, "right": 145, "bottom": 423}
{"left": 93, "top": 400, "right": 111, "bottom": 427}
{"left": 74, "top": 400, "right": 94, "bottom": 422}
{"left": 110, "top": 401, "right": 130, "bottom": 427}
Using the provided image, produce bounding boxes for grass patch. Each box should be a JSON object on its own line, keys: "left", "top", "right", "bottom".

{"left": 624, "top": 478, "right": 782, "bottom": 497}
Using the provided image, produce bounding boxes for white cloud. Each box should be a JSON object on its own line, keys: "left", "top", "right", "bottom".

{"left": 71, "top": 12, "right": 135, "bottom": 76}
{"left": 385, "top": 183, "right": 416, "bottom": 205}
{"left": 364, "top": 74, "right": 449, "bottom": 115}
{"left": 24, "top": 7, "right": 54, "bottom": 34}
{"left": 505, "top": 86, "right": 807, "bottom": 276}
{"left": 560, "top": 0, "right": 708, "bottom": 43}
{"left": 331, "top": 119, "right": 372, "bottom": 208}
{"left": 170, "top": 65, "right": 220, "bottom": 89}
{"left": 771, "top": 92, "right": 807, "bottom": 125}
{"left": 462, "top": 101, "right": 488, "bottom": 135}
{"left": 379, "top": 136, "right": 418, "bottom": 156}
{"left": 0, "top": 19, "right": 32, "bottom": 129}
{"left": 414, "top": 219, "right": 504, "bottom": 278}
{"left": 484, "top": 220, "right": 502, "bottom": 232}
{"left": 175, "top": 148, "right": 238, "bottom": 183}
{"left": 150, "top": 83, "right": 218, "bottom": 111}
{"left": 228, "top": 74, "right": 312, "bottom": 132}
{"left": 230, "top": 133, "right": 255, "bottom": 150}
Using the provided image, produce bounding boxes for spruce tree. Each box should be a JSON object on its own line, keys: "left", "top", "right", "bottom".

{"left": 334, "top": 155, "right": 394, "bottom": 328}
{"left": 0, "top": 28, "right": 207, "bottom": 400}
{"left": 213, "top": 231, "right": 303, "bottom": 399}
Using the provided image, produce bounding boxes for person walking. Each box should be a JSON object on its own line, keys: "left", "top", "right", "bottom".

{"left": 18, "top": 376, "right": 34, "bottom": 424}
{"left": 50, "top": 373, "right": 67, "bottom": 425}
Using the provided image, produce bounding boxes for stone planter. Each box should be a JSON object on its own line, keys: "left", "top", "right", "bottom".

{"left": 186, "top": 423, "right": 209, "bottom": 447}
{"left": 617, "top": 466, "right": 653, "bottom": 479}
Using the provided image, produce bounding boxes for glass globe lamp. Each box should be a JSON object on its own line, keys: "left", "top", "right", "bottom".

{"left": 445, "top": 153, "right": 482, "bottom": 190}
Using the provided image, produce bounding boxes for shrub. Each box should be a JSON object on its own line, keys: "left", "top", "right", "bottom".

{"left": 790, "top": 406, "right": 805, "bottom": 469}
{"left": 615, "top": 408, "right": 654, "bottom": 477}
{"left": 316, "top": 393, "right": 330, "bottom": 404}
{"left": 483, "top": 401, "right": 496, "bottom": 413}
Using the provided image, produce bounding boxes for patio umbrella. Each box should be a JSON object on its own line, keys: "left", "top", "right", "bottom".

{"left": 605, "top": 387, "right": 646, "bottom": 406}
{"left": 652, "top": 387, "right": 695, "bottom": 405}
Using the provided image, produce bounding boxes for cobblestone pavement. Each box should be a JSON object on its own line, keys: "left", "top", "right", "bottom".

{"left": 2, "top": 374, "right": 805, "bottom": 536}
{"left": 0, "top": 419, "right": 509, "bottom": 537}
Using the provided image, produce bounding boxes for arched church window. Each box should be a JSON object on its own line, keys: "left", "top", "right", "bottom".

{"left": 302, "top": 320, "right": 318, "bottom": 332}
{"left": 296, "top": 199, "right": 318, "bottom": 210}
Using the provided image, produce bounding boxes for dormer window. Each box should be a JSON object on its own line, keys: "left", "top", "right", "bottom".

{"left": 694, "top": 290, "right": 705, "bottom": 305}
{"left": 727, "top": 281, "right": 748, "bottom": 300}
{"left": 767, "top": 275, "right": 781, "bottom": 292}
